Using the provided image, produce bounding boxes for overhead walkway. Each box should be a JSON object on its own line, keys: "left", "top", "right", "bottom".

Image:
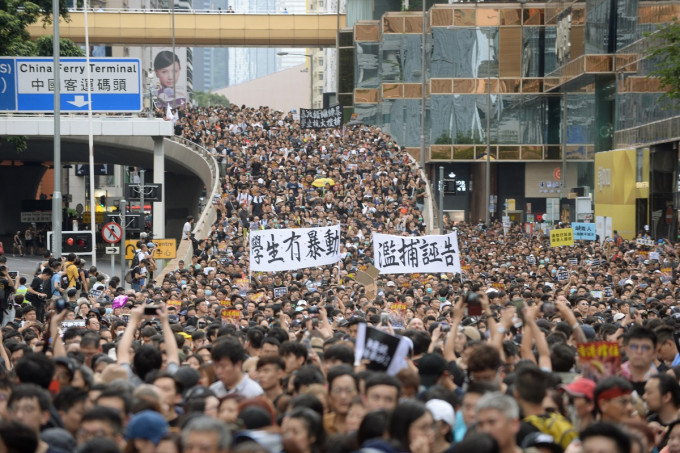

{"left": 28, "top": 11, "right": 346, "bottom": 47}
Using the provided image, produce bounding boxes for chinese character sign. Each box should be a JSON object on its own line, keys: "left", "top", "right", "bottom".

{"left": 299, "top": 105, "right": 343, "bottom": 129}
{"left": 353, "top": 323, "right": 413, "bottom": 375}
{"left": 577, "top": 341, "right": 620, "bottom": 381}
{"left": 373, "top": 232, "right": 462, "bottom": 274}
{"left": 572, "top": 223, "right": 597, "bottom": 241}
{"left": 250, "top": 225, "right": 342, "bottom": 272}
{"left": 550, "top": 228, "right": 574, "bottom": 247}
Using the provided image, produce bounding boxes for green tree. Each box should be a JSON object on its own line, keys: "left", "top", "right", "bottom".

{"left": 647, "top": 18, "right": 680, "bottom": 104}
{"left": 0, "top": 0, "right": 71, "bottom": 56}
{"left": 35, "top": 35, "right": 84, "bottom": 56}
{"left": 1, "top": 0, "right": 79, "bottom": 152}
{"left": 193, "top": 91, "right": 231, "bottom": 108}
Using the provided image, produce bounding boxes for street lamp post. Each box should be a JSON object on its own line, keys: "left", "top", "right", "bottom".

{"left": 278, "top": 52, "right": 314, "bottom": 108}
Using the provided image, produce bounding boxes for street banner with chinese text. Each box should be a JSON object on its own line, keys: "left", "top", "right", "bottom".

{"left": 373, "top": 231, "right": 461, "bottom": 274}
{"left": 300, "top": 105, "right": 342, "bottom": 129}
{"left": 250, "top": 225, "right": 342, "bottom": 272}
{"left": 550, "top": 228, "right": 574, "bottom": 247}
{"left": 577, "top": 341, "right": 620, "bottom": 381}
{"left": 354, "top": 323, "right": 412, "bottom": 375}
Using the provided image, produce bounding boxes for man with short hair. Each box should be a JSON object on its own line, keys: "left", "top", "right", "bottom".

{"left": 255, "top": 356, "right": 285, "bottom": 407}
{"left": 280, "top": 341, "right": 308, "bottom": 375}
{"left": 594, "top": 376, "right": 635, "bottom": 423}
{"left": 475, "top": 392, "right": 522, "bottom": 453}
{"left": 26, "top": 268, "right": 53, "bottom": 322}
{"left": 622, "top": 325, "right": 657, "bottom": 395}
{"left": 77, "top": 406, "right": 125, "bottom": 449}
{"left": 209, "top": 339, "right": 263, "bottom": 398}
{"left": 363, "top": 373, "right": 401, "bottom": 412}
{"left": 8, "top": 384, "right": 55, "bottom": 452}
{"left": 580, "top": 422, "right": 631, "bottom": 453}
{"left": 182, "top": 416, "right": 231, "bottom": 453}
{"left": 644, "top": 373, "right": 680, "bottom": 426}
{"left": 53, "top": 387, "right": 88, "bottom": 436}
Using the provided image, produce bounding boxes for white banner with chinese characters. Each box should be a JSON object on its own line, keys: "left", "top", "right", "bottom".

{"left": 373, "top": 231, "right": 462, "bottom": 274}
{"left": 250, "top": 225, "right": 342, "bottom": 272}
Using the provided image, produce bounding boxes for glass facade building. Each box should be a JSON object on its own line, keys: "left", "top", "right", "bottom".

{"left": 348, "top": 2, "right": 680, "bottom": 223}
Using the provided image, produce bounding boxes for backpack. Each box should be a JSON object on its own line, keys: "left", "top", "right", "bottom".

{"left": 124, "top": 267, "right": 135, "bottom": 284}
{"left": 523, "top": 413, "right": 578, "bottom": 450}
{"left": 131, "top": 253, "right": 140, "bottom": 269}
{"left": 61, "top": 264, "right": 81, "bottom": 291}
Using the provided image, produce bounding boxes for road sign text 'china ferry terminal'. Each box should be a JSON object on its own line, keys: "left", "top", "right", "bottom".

{"left": 0, "top": 57, "right": 141, "bottom": 112}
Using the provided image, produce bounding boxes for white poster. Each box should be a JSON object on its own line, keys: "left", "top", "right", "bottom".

{"left": 373, "top": 231, "right": 462, "bottom": 274}
{"left": 250, "top": 225, "right": 342, "bottom": 272}
{"left": 354, "top": 323, "right": 413, "bottom": 376}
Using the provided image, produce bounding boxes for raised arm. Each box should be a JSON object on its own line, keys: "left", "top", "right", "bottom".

{"left": 117, "top": 303, "right": 144, "bottom": 365}
{"left": 157, "top": 304, "right": 179, "bottom": 368}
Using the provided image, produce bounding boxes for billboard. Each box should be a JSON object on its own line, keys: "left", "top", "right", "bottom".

{"left": 150, "top": 47, "right": 187, "bottom": 108}
{"left": 594, "top": 148, "right": 649, "bottom": 240}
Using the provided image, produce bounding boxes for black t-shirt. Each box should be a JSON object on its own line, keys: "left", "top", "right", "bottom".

{"left": 27, "top": 276, "right": 44, "bottom": 304}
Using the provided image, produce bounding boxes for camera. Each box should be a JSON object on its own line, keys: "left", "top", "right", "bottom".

{"left": 308, "top": 306, "right": 319, "bottom": 315}
{"left": 380, "top": 312, "right": 390, "bottom": 326}
{"left": 440, "top": 322, "right": 450, "bottom": 333}
{"left": 55, "top": 299, "right": 68, "bottom": 313}
{"left": 465, "top": 292, "right": 483, "bottom": 316}
{"left": 144, "top": 306, "right": 160, "bottom": 316}
{"left": 541, "top": 302, "right": 556, "bottom": 317}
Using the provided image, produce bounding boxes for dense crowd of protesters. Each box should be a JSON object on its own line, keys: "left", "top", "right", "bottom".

{"left": 0, "top": 104, "right": 678, "bottom": 453}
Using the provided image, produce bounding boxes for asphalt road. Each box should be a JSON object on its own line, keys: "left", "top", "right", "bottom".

{"left": 2, "top": 254, "right": 118, "bottom": 282}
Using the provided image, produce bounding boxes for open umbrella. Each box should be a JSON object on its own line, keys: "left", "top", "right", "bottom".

{"left": 312, "top": 178, "right": 335, "bottom": 187}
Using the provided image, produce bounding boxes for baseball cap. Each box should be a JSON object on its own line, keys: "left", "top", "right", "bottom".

{"left": 613, "top": 313, "right": 626, "bottom": 322}
{"left": 297, "top": 300, "right": 308, "bottom": 307}
{"left": 386, "top": 281, "right": 396, "bottom": 287}
{"left": 417, "top": 353, "right": 447, "bottom": 387}
{"left": 521, "top": 432, "right": 563, "bottom": 453}
{"left": 126, "top": 410, "right": 168, "bottom": 445}
{"left": 463, "top": 326, "right": 481, "bottom": 342}
{"left": 425, "top": 399, "right": 455, "bottom": 427}
{"left": 560, "top": 377, "right": 596, "bottom": 401}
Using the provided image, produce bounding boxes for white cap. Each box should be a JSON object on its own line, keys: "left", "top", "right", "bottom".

{"left": 297, "top": 300, "right": 307, "bottom": 307}
{"left": 425, "top": 399, "right": 455, "bottom": 427}
{"left": 613, "top": 313, "right": 626, "bottom": 322}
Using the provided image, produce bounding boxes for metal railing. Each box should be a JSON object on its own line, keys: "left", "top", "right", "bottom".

{"left": 67, "top": 8, "right": 339, "bottom": 15}
{"left": 155, "top": 135, "right": 221, "bottom": 281}
{"left": 404, "top": 152, "right": 435, "bottom": 234}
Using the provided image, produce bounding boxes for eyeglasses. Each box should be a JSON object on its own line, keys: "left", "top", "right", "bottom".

{"left": 628, "top": 344, "right": 653, "bottom": 353}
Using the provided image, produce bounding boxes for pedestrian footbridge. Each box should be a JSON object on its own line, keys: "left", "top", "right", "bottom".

{"left": 28, "top": 11, "right": 346, "bottom": 47}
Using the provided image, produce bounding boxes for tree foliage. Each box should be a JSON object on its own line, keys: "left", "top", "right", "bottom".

{"left": 0, "top": 0, "right": 78, "bottom": 152}
{"left": 193, "top": 91, "right": 231, "bottom": 108}
{"left": 35, "top": 36, "right": 85, "bottom": 56}
{"left": 0, "top": 0, "right": 71, "bottom": 56}
{"left": 647, "top": 18, "right": 680, "bottom": 104}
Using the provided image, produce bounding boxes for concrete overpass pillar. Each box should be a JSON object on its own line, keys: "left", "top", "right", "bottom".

{"left": 153, "top": 137, "right": 165, "bottom": 240}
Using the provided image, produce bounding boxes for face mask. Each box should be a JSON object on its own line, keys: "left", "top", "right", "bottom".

{"left": 195, "top": 265, "right": 202, "bottom": 270}
{"left": 105, "top": 308, "right": 113, "bottom": 315}
{"left": 551, "top": 269, "right": 557, "bottom": 275}
{"left": 426, "top": 288, "right": 433, "bottom": 293}
{"left": 181, "top": 280, "right": 187, "bottom": 285}
{"left": 205, "top": 290, "right": 212, "bottom": 296}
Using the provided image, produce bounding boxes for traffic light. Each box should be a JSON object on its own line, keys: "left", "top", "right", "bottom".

{"left": 536, "top": 214, "right": 544, "bottom": 223}
{"left": 98, "top": 195, "right": 106, "bottom": 208}
{"left": 62, "top": 233, "right": 94, "bottom": 254}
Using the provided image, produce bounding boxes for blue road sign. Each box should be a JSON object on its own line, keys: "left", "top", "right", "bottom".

{"left": 0, "top": 57, "right": 141, "bottom": 112}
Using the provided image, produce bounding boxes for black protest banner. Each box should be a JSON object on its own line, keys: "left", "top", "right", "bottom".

{"left": 354, "top": 323, "right": 412, "bottom": 375}
{"left": 300, "top": 105, "right": 342, "bottom": 130}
